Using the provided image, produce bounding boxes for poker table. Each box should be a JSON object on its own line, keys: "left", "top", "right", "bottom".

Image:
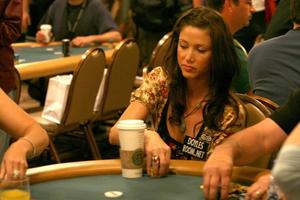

{"left": 12, "top": 42, "right": 114, "bottom": 80}
{"left": 27, "top": 159, "right": 268, "bottom": 200}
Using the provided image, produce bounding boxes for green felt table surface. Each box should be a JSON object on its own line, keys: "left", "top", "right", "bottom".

{"left": 15, "top": 45, "right": 108, "bottom": 64}
{"left": 27, "top": 160, "right": 267, "bottom": 200}
{"left": 31, "top": 174, "right": 204, "bottom": 200}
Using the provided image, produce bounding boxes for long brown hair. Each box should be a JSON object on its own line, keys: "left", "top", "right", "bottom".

{"left": 164, "top": 7, "right": 240, "bottom": 130}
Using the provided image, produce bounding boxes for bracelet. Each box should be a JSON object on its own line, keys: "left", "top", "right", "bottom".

{"left": 19, "top": 137, "right": 36, "bottom": 158}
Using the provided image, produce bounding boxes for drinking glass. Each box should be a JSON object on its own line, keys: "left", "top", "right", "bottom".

{"left": 0, "top": 177, "right": 30, "bottom": 200}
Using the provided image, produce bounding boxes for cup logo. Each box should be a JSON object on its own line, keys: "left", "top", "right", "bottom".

{"left": 120, "top": 148, "right": 144, "bottom": 169}
{"left": 132, "top": 149, "right": 144, "bottom": 166}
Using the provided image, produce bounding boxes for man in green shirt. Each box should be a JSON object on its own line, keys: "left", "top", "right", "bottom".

{"left": 206, "top": 0, "right": 254, "bottom": 93}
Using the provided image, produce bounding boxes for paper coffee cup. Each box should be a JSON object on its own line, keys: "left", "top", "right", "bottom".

{"left": 40, "top": 24, "right": 52, "bottom": 43}
{"left": 117, "top": 120, "right": 146, "bottom": 178}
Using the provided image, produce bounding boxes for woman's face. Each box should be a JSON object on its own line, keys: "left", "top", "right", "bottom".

{"left": 177, "top": 26, "right": 212, "bottom": 80}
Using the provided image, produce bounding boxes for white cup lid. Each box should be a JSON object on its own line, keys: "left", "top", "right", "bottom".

{"left": 40, "top": 24, "right": 52, "bottom": 30}
{"left": 117, "top": 120, "right": 146, "bottom": 130}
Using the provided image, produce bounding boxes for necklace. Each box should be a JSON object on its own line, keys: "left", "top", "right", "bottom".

{"left": 179, "top": 100, "right": 206, "bottom": 134}
{"left": 67, "top": 0, "right": 87, "bottom": 36}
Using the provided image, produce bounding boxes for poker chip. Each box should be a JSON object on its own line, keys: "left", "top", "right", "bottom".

{"left": 54, "top": 51, "right": 62, "bottom": 55}
{"left": 18, "top": 59, "right": 26, "bottom": 63}
{"left": 199, "top": 184, "right": 204, "bottom": 190}
{"left": 46, "top": 48, "right": 54, "bottom": 51}
{"left": 104, "top": 191, "right": 123, "bottom": 198}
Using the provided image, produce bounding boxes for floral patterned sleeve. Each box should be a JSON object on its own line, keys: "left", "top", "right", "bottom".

{"left": 207, "top": 96, "right": 246, "bottom": 156}
{"left": 131, "top": 67, "right": 169, "bottom": 128}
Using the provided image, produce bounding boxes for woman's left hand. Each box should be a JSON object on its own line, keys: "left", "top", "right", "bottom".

{"left": 144, "top": 130, "right": 171, "bottom": 177}
{"left": 245, "top": 173, "right": 271, "bottom": 200}
{"left": 0, "top": 141, "right": 29, "bottom": 180}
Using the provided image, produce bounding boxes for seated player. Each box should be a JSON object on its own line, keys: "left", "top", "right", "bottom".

{"left": 35, "top": 0, "right": 122, "bottom": 47}
{"left": 109, "top": 7, "right": 246, "bottom": 180}
{"left": 272, "top": 123, "right": 300, "bottom": 200}
{"left": 248, "top": 0, "right": 300, "bottom": 106}
{"left": 203, "top": 86, "right": 300, "bottom": 199}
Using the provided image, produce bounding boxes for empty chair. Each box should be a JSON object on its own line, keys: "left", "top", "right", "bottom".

{"left": 147, "top": 32, "right": 172, "bottom": 72}
{"left": 93, "top": 38, "right": 140, "bottom": 121}
{"left": 31, "top": 47, "right": 106, "bottom": 163}
{"left": 134, "top": 32, "right": 171, "bottom": 88}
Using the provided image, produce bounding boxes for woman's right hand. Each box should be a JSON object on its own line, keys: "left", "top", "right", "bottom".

{"left": 144, "top": 130, "right": 171, "bottom": 177}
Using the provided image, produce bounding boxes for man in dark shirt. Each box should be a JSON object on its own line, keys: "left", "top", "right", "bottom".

{"left": 35, "top": 0, "right": 121, "bottom": 46}
{"left": 248, "top": 0, "right": 300, "bottom": 106}
{"left": 202, "top": 88, "right": 300, "bottom": 200}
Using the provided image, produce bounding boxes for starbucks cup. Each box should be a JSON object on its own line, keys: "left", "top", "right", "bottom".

{"left": 40, "top": 24, "right": 52, "bottom": 43}
{"left": 117, "top": 120, "right": 146, "bottom": 178}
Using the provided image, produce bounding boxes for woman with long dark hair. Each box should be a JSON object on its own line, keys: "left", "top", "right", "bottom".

{"left": 110, "top": 6, "right": 246, "bottom": 177}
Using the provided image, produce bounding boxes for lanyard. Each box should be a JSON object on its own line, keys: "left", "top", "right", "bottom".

{"left": 67, "top": 0, "right": 87, "bottom": 35}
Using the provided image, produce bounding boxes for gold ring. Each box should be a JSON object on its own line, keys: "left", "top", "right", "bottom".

{"left": 13, "top": 169, "right": 20, "bottom": 178}
{"left": 150, "top": 155, "right": 160, "bottom": 177}
{"left": 255, "top": 189, "right": 261, "bottom": 196}
{"left": 152, "top": 155, "right": 160, "bottom": 163}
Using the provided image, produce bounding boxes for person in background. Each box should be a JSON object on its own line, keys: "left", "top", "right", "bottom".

{"left": 130, "top": 0, "right": 182, "bottom": 74}
{"left": 29, "top": 0, "right": 122, "bottom": 104}
{"left": 193, "top": 0, "right": 202, "bottom": 7}
{"left": 234, "top": 0, "right": 277, "bottom": 52}
{"left": 0, "top": 0, "right": 22, "bottom": 162}
{"left": 109, "top": 7, "right": 246, "bottom": 184}
{"left": 0, "top": 89, "right": 49, "bottom": 179}
{"left": 21, "top": 0, "right": 55, "bottom": 38}
{"left": 130, "top": 0, "right": 205, "bottom": 73}
{"left": 205, "top": 0, "right": 254, "bottom": 93}
{"left": 22, "top": 0, "right": 31, "bottom": 35}
{"left": 272, "top": 123, "right": 300, "bottom": 200}
{"left": 248, "top": 0, "right": 300, "bottom": 106}
{"left": 264, "top": 0, "right": 293, "bottom": 40}
{"left": 35, "top": 0, "right": 121, "bottom": 47}
{"left": 202, "top": 86, "right": 300, "bottom": 199}
{"left": 0, "top": 0, "right": 21, "bottom": 98}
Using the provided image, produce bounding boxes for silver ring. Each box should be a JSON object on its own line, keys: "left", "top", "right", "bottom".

{"left": 13, "top": 169, "right": 20, "bottom": 178}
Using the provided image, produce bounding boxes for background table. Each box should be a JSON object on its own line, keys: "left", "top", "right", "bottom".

{"left": 27, "top": 160, "right": 268, "bottom": 200}
{"left": 15, "top": 45, "right": 92, "bottom": 63}
{"left": 13, "top": 42, "right": 114, "bottom": 80}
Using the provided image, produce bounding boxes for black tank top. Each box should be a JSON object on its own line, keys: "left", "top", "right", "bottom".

{"left": 157, "top": 100, "right": 192, "bottom": 160}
